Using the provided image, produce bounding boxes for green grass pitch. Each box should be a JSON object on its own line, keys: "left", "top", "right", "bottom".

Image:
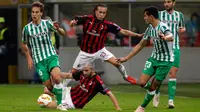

{"left": 0, "top": 83, "right": 200, "bottom": 112}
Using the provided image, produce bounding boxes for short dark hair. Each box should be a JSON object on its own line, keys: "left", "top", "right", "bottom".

{"left": 93, "top": 4, "right": 107, "bottom": 13}
{"left": 144, "top": 6, "right": 158, "bottom": 19}
{"left": 31, "top": 1, "right": 44, "bottom": 12}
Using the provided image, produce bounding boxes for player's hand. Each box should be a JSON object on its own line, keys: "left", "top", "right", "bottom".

{"left": 116, "top": 57, "right": 128, "bottom": 63}
{"left": 69, "top": 19, "right": 78, "bottom": 27}
{"left": 53, "top": 21, "right": 60, "bottom": 30}
{"left": 178, "top": 27, "right": 186, "bottom": 33}
{"left": 116, "top": 107, "right": 122, "bottom": 111}
{"left": 27, "top": 57, "right": 33, "bottom": 70}
{"left": 159, "top": 32, "right": 165, "bottom": 40}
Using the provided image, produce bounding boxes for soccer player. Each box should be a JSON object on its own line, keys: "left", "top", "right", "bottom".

{"left": 117, "top": 6, "right": 174, "bottom": 112}
{"left": 43, "top": 62, "right": 122, "bottom": 110}
{"left": 21, "top": 1, "right": 66, "bottom": 111}
{"left": 69, "top": 4, "right": 144, "bottom": 85}
{"left": 153, "top": 0, "right": 186, "bottom": 108}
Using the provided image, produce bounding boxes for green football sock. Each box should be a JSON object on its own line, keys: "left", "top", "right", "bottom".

{"left": 168, "top": 78, "right": 177, "bottom": 100}
{"left": 141, "top": 90, "right": 155, "bottom": 108}
{"left": 54, "top": 83, "right": 63, "bottom": 105}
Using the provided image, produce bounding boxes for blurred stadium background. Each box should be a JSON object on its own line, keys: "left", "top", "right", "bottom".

{"left": 0, "top": 0, "right": 200, "bottom": 111}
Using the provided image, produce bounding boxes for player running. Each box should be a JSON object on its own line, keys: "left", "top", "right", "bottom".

{"left": 153, "top": 0, "right": 186, "bottom": 108}
{"left": 117, "top": 6, "right": 174, "bottom": 112}
{"left": 69, "top": 4, "right": 144, "bottom": 85}
{"left": 21, "top": 1, "right": 67, "bottom": 111}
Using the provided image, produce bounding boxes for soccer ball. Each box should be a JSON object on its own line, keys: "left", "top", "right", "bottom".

{"left": 37, "top": 94, "right": 52, "bottom": 107}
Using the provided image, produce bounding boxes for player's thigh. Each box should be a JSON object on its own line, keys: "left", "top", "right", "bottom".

{"left": 142, "top": 58, "right": 155, "bottom": 77}
{"left": 47, "top": 55, "right": 61, "bottom": 82}
{"left": 47, "top": 55, "right": 60, "bottom": 72}
{"left": 73, "top": 51, "right": 94, "bottom": 70}
{"left": 172, "top": 49, "right": 180, "bottom": 68}
{"left": 97, "top": 47, "right": 114, "bottom": 61}
{"left": 35, "top": 62, "right": 50, "bottom": 82}
{"left": 155, "top": 62, "right": 172, "bottom": 82}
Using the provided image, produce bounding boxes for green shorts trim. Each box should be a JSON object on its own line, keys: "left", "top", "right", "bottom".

{"left": 142, "top": 57, "right": 172, "bottom": 82}
{"left": 172, "top": 49, "right": 180, "bottom": 68}
{"left": 35, "top": 55, "right": 60, "bottom": 82}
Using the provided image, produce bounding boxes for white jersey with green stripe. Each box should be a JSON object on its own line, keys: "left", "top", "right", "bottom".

{"left": 143, "top": 21, "right": 174, "bottom": 62}
{"left": 22, "top": 19, "right": 57, "bottom": 64}
{"left": 159, "top": 10, "right": 184, "bottom": 49}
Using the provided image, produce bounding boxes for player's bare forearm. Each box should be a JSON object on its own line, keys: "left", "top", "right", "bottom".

{"left": 21, "top": 43, "right": 32, "bottom": 60}
{"left": 125, "top": 39, "right": 147, "bottom": 61}
{"left": 119, "top": 29, "right": 141, "bottom": 37}
{"left": 57, "top": 28, "right": 65, "bottom": 37}
{"left": 60, "top": 72, "right": 73, "bottom": 79}
{"left": 107, "top": 91, "right": 121, "bottom": 110}
{"left": 46, "top": 101, "right": 57, "bottom": 108}
{"left": 162, "top": 33, "right": 173, "bottom": 42}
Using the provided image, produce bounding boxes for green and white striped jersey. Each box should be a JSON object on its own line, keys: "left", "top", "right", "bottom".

{"left": 22, "top": 19, "right": 57, "bottom": 64}
{"left": 143, "top": 22, "right": 174, "bottom": 62}
{"left": 159, "top": 10, "right": 184, "bottom": 49}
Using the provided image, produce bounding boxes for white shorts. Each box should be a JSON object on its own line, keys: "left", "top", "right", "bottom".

{"left": 73, "top": 47, "right": 114, "bottom": 70}
{"left": 62, "top": 87, "right": 75, "bottom": 109}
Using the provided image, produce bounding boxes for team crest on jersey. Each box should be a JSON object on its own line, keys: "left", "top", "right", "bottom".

{"left": 89, "top": 81, "right": 93, "bottom": 85}
{"left": 101, "top": 25, "right": 104, "bottom": 30}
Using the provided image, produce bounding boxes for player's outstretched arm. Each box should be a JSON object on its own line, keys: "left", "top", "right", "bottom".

{"left": 106, "top": 91, "right": 122, "bottom": 111}
{"left": 119, "top": 29, "right": 144, "bottom": 37}
{"left": 21, "top": 43, "right": 33, "bottom": 70}
{"left": 46, "top": 100, "right": 57, "bottom": 108}
{"left": 53, "top": 21, "right": 65, "bottom": 36}
{"left": 117, "top": 39, "right": 147, "bottom": 63}
{"left": 60, "top": 72, "right": 73, "bottom": 79}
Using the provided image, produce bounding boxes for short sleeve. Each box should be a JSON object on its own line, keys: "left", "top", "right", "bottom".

{"left": 22, "top": 26, "right": 28, "bottom": 43}
{"left": 160, "top": 24, "right": 171, "bottom": 35}
{"left": 107, "top": 22, "right": 121, "bottom": 34}
{"left": 143, "top": 25, "right": 151, "bottom": 40}
{"left": 179, "top": 12, "right": 185, "bottom": 27}
{"left": 95, "top": 75, "right": 110, "bottom": 95}
{"left": 46, "top": 20, "right": 57, "bottom": 32}
{"left": 72, "top": 71, "right": 83, "bottom": 81}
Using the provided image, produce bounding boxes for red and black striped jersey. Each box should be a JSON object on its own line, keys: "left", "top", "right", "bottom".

{"left": 70, "top": 71, "right": 109, "bottom": 108}
{"left": 75, "top": 15, "right": 121, "bottom": 53}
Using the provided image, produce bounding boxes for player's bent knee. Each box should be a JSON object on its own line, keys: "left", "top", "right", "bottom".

{"left": 138, "top": 80, "right": 147, "bottom": 88}
{"left": 169, "top": 67, "right": 178, "bottom": 78}
{"left": 52, "top": 75, "right": 61, "bottom": 84}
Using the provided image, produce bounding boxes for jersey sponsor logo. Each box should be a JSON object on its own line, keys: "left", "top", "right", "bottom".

{"left": 162, "top": 20, "right": 179, "bottom": 24}
{"left": 30, "top": 31, "right": 48, "bottom": 38}
{"left": 86, "top": 30, "right": 100, "bottom": 36}
{"left": 79, "top": 84, "right": 88, "bottom": 92}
